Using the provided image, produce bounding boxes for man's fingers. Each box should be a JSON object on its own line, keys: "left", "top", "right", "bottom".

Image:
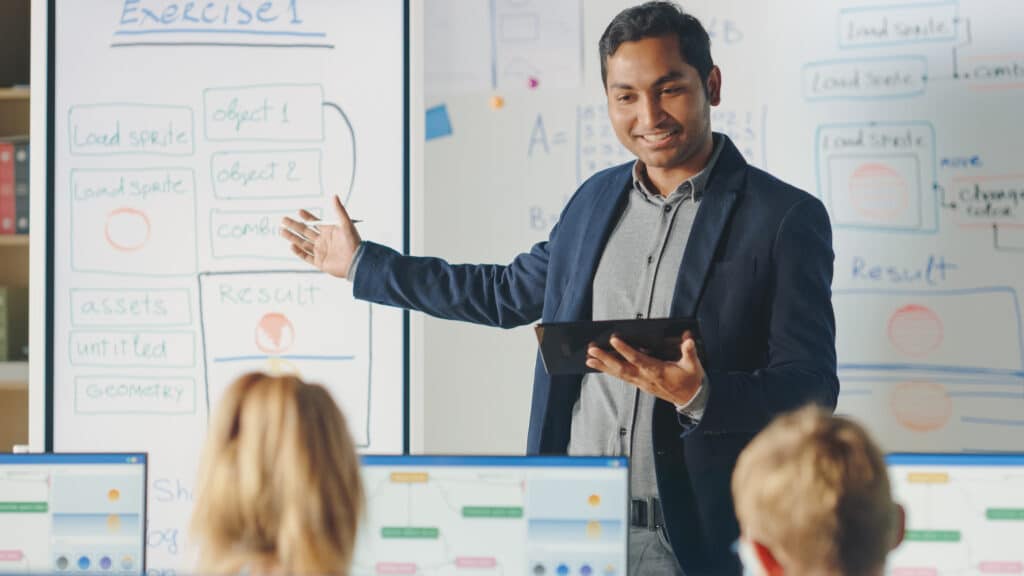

{"left": 683, "top": 338, "right": 697, "bottom": 357}
{"left": 609, "top": 336, "right": 643, "bottom": 364}
{"left": 280, "top": 225, "right": 311, "bottom": 245}
{"left": 280, "top": 227, "right": 316, "bottom": 254}
{"left": 610, "top": 336, "right": 663, "bottom": 378}
{"left": 585, "top": 356, "right": 608, "bottom": 372}
{"left": 290, "top": 243, "right": 314, "bottom": 264}
{"left": 678, "top": 337, "right": 705, "bottom": 382}
{"left": 281, "top": 217, "right": 315, "bottom": 241}
{"left": 297, "top": 208, "right": 318, "bottom": 222}
{"left": 588, "top": 346, "right": 627, "bottom": 373}
{"left": 332, "top": 194, "right": 353, "bottom": 224}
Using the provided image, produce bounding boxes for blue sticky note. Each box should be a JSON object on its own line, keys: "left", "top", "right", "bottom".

{"left": 425, "top": 105, "right": 453, "bottom": 141}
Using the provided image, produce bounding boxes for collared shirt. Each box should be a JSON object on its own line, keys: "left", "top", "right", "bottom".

{"left": 567, "top": 134, "right": 725, "bottom": 573}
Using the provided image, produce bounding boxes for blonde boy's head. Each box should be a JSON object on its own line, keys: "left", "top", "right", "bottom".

{"left": 731, "top": 405, "right": 903, "bottom": 576}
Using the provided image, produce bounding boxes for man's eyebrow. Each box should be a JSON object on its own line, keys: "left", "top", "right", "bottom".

{"left": 608, "top": 70, "right": 689, "bottom": 91}
{"left": 653, "top": 71, "right": 687, "bottom": 85}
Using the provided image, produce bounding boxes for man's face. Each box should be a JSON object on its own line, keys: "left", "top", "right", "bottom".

{"left": 604, "top": 35, "right": 720, "bottom": 172}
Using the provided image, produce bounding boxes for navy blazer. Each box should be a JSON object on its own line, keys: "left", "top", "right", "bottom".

{"left": 353, "top": 136, "right": 838, "bottom": 575}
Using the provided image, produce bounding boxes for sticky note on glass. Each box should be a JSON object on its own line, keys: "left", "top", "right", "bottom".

{"left": 426, "top": 105, "right": 453, "bottom": 141}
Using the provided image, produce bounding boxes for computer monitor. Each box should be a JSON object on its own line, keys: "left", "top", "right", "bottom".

{"left": 354, "top": 455, "right": 628, "bottom": 575}
{"left": 887, "top": 453, "right": 1024, "bottom": 575}
{"left": 0, "top": 453, "right": 147, "bottom": 575}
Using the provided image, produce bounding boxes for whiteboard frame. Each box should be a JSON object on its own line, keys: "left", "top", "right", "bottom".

{"left": 40, "top": 0, "right": 411, "bottom": 454}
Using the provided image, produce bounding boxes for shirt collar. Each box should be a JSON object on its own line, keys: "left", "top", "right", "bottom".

{"left": 631, "top": 132, "right": 725, "bottom": 203}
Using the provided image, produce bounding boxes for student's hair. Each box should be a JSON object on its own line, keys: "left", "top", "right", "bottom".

{"left": 731, "top": 405, "right": 899, "bottom": 576}
{"left": 191, "top": 372, "right": 364, "bottom": 575}
{"left": 598, "top": 1, "right": 714, "bottom": 88}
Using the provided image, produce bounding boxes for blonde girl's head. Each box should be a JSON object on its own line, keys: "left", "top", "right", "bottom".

{"left": 191, "top": 372, "right": 364, "bottom": 575}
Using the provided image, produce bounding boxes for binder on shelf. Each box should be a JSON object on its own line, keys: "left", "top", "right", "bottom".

{"left": 12, "top": 139, "right": 27, "bottom": 235}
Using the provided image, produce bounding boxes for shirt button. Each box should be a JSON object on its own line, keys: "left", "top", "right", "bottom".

{"left": 664, "top": 204, "right": 672, "bottom": 213}
{"left": 636, "top": 313, "right": 643, "bottom": 319}
{"left": 647, "top": 255, "right": 654, "bottom": 264}
{"left": 619, "top": 427, "right": 628, "bottom": 437}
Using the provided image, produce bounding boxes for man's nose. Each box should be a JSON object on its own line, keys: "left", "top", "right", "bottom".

{"left": 638, "top": 94, "right": 665, "bottom": 128}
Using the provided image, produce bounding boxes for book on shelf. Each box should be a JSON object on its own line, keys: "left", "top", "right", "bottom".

{"left": 0, "top": 136, "right": 28, "bottom": 236}
{"left": 0, "top": 285, "right": 28, "bottom": 362}
{"left": 0, "top": 141, "right": 13, "bottom": 235}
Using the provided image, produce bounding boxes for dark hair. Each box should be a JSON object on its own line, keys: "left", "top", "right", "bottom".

{"left": 599, "top": 1, "right": 714, "bottom": 88}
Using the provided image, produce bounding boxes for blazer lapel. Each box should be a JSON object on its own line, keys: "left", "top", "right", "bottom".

{"left": 670, "top": 139, "right": 746, "bottom": 317}
{"left": 558, "top": 165, "right": 632, "bottom": 321}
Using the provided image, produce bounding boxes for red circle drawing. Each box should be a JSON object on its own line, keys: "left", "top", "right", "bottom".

{"left": 887, "top": 304, "right": 944, "bottom": 357}
{"left": 849, "top": 163, "right": 909, "bottom": 222}
{"left": 104, "top": 208, "right": 151, "bottom": 252}
{"left": 890, "top": 381, "right": 952, "bottom": 432}
{"left": 255, "top": 312, "right": 295, "bottom": 354}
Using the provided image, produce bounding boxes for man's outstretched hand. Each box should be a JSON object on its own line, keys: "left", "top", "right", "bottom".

{"left": 280, "top": 195, "right": 362, "bottom": 279}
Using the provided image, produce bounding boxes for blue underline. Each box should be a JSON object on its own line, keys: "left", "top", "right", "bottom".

{"left": 961, "top": 416, "right": 1024, "bottom": 427}
{"left": 839, "top": 364, "right": 1024, "bottom": 378}
{"left": 115, "top": 28, "right": 327, "bottom": 37}
{"left": 214, "top": 355, "right": 355, "bottom": 363}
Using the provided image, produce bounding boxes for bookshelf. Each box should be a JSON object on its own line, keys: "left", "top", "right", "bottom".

{"left": 0, "top": 85, "right": 29, "bottom": 450}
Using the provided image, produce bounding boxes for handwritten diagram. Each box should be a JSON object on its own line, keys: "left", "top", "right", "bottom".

{"left": 834, "top": 287, "right": 1024, "bottom": 451}
{"left": 887, "top": 457, "right": 1024, "bottom": 575}
{"left": 198, "top": 271, "right": 373, "bottom": 447}
{"left": 60, "top": 82, "right": 374, "bottom": 571}
{"left": 53, "top": 3, "right": 407, "bottom": 574}
{"left": 790, "top": 0, "right": 1024, "bottom": 452}
{"left": 352, "top": 464, "right": 625, "bottom": 576}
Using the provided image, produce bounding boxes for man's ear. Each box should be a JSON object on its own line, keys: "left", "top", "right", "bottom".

{"left": 705, "top": 65, "right": 722, "bottom": 106}
{"left": 892, "top": 503, "right": 906, "bottom": 550}
{"left": 753, "top": 539, "right": 785, "bottom": 576}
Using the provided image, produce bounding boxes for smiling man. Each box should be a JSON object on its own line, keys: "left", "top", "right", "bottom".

{"left": 281, "top": 2, "right": 838, "bottom": 574}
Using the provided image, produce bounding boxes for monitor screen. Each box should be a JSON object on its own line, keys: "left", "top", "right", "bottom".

{"left": 354, "top": 456, "right": 628, "bottom": 575}
{"left": 0, "top": 453, "right": 147, "bottom": 575}
{"left": 887, "top": 453, "right": 1024, "bottom": 575}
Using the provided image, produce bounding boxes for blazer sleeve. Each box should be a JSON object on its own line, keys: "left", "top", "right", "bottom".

{"left": 350, "top": 227, "right": 556, "bottom": 330}
{"left": 697, "top": 197, "right": 839, "bottom": 433}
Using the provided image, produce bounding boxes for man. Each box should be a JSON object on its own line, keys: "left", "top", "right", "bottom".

{"left": 731, "top": 405, "right": 905, "bottom": 576}
{"left": 282, "top": 2, "right": 838, "bottom": 574}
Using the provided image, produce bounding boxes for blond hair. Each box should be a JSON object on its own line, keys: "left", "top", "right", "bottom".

{"left": 191, "top": 372, "right": 364, "bottom": 575}
{"left": 731, "top": 405, "right": 898, "bottom": 576}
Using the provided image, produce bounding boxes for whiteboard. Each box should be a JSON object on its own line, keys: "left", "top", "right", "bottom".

{"left": 419, "top": 0, "right": 1024, "bottom": 454}
{"left": 46, "top": 0, "right": 406, "bottom": 571}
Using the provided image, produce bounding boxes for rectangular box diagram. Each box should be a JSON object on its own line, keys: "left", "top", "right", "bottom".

{"left": 70, "top": 168, "right": 197, "bottom": 276}
{"left": 198, "top": 271, "right": 372, "bottom": 447}
{"left": 817, "top": 122, "right": 938, "bottom": 233}
{"left": 210, "top": 149, "right": 324, "bottom": 199}
{"left": 204, "top": 84, "right": 324, "bottom": 142}
{"left": 68, "top": 104, "right": 194, "bottom": 156}
{"left": 838, "top": 2, "right": 959, "bottom": 49}
{"left": 802, "top": 56, "right": 928, "bottom": 100}
{"left": 834, "top": 287, "right": 1023, "bottom": 372}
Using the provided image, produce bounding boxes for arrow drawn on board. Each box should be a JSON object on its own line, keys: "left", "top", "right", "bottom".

{"left": 935, "top": 183, "right": 957, "bottom": 210}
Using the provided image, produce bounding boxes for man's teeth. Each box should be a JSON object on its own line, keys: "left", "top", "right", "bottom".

{"left": 641, "top": 131, "right": 673, "bottom": 142}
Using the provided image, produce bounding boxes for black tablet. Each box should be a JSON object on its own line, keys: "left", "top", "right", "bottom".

{"left": 534, "top": 317, "right": 704, "bottom": 375}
